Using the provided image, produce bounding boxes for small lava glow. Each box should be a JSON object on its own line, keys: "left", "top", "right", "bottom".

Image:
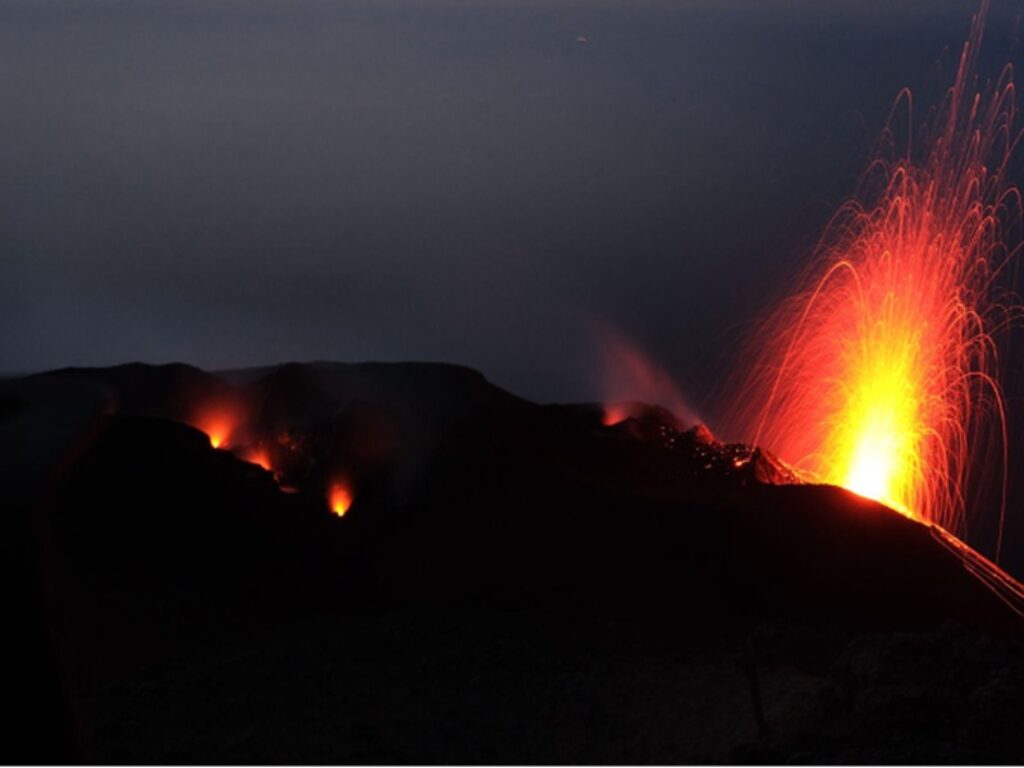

{"left": 602, "top": 403, "right": 632, "bottom": 427}
{"left": 597, "top": 324, "right": 697, "bottom": 427}
{"left": 197, "top": 414, "right": 235, "bottom": 449}
{"left": 329, "top": 482, "right": 353, "bottom": 517}
{"left": 245, "top": 448, "right": 272, "bottom": 472}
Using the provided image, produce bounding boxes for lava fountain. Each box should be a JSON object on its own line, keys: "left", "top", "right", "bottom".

{"left": 733, "top": 3, "right": 1022, "bottom": 559}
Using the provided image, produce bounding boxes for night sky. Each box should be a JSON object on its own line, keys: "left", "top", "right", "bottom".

{"left": 2, "top": 0, "right": 1022, "bottom": 418}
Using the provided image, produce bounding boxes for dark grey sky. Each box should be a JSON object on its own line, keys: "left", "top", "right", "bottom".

{"left": 2, "top": 0, "right": 1021, "bottom": 410}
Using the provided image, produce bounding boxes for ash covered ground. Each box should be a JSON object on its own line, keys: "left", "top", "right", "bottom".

{"left": 2, "top": 362, "right": 1024, "bottom": 763}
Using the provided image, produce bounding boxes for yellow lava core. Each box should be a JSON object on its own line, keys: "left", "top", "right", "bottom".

{"left": 729, "top": 4, "right": 1018, "bottom": 559}
{"left": 329, "top": 483, "right": 353, "bottom": 517}
{"left": 195, "top": 412, "right": 236, "bottom": 450}
{"left": 821, "top": 320, "right": 924, "bottom": 516}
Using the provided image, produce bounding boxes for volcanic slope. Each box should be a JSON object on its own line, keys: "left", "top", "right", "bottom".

{"left": 2, "top": 361, "right": 1023, "bottom": 762}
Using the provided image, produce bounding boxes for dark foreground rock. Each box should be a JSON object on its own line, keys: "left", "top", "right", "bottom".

{"left": 2, "top": 362, "right": 1023, "bottom": 763}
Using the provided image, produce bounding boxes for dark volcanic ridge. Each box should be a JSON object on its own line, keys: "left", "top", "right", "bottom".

{"left": 4, "top": 359, "right": 1017, "bottom": 630}
{"left": 3, "top": 360, "right": 1024, "bottom": 762}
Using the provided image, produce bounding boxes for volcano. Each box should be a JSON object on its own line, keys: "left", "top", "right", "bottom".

{"left": 3, "top": 361, "right": 1024, "bottom": 763}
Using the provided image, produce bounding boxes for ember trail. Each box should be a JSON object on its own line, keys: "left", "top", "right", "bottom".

{"left": 734, "top": 2, "right": 1022, "bottom": 558}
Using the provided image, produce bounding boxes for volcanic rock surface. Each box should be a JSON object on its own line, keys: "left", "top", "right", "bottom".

{"left": 2, "top": 361, "right": 1023, "bottom": 763}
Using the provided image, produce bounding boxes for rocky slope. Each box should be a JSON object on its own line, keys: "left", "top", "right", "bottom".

{"left": 2, "top": 361, "right": 1023, "bottom": 763}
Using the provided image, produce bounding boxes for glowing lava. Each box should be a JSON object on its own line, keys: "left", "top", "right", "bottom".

{"left": 602, "top": 403, "right": 632, "bottom": 427}
{"left": 245, "top": 448, "right": 272, "bottom": 472}
{"left": 732, "top": 3, "right": 1021, "bottom": 558}
{"left": 328, "top": 482, "right": 353, "bottom": 518}
{"left": 197, "top": 414, "right": 235, "bottom": 449}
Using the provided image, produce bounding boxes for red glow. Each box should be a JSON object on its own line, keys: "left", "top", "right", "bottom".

{"left": 195, "top": 411, "right": 237, "bottom": 449}
{"left": 596, "top": 324, "right": 697, "bottom": 426}
{"left": 245, "top": 449, "right": 272, "bottom": 471}
{"left": 602, "top": 403, "right": 631, "bottom": 427}
{"left": 731, "top": 5, "right": 1020, "bottom": 559}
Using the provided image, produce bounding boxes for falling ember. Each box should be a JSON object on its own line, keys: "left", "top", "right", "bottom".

{"left": 328, "top": 482, "right": 353, "bottom": 518}
{"left": 731, "top": 2, "right": 1021, "bottom": 558}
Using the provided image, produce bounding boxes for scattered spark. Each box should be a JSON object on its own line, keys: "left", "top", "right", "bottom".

{"left": 731, "top": 2, "right": 1021, "bottom": 559}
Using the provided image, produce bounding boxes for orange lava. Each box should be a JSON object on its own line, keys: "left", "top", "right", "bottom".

{"left": 731, "top": 3, "right": 1021, "bottom": 559}
{"left": 245, "top": 449, "right": 272, "bottom": 471}
{"left": 196, "top": 413, "right": 236, "bottom": 449}
{"left": 328, "top": 482, "right": 353, "bottom": 517}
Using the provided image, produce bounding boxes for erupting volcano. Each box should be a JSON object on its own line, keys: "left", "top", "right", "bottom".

{"left": 732, "top": 2, "right": 1023, "bottom": 560}
{"left": 9, "top": 2, "right": 1024, "bottom": 763}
